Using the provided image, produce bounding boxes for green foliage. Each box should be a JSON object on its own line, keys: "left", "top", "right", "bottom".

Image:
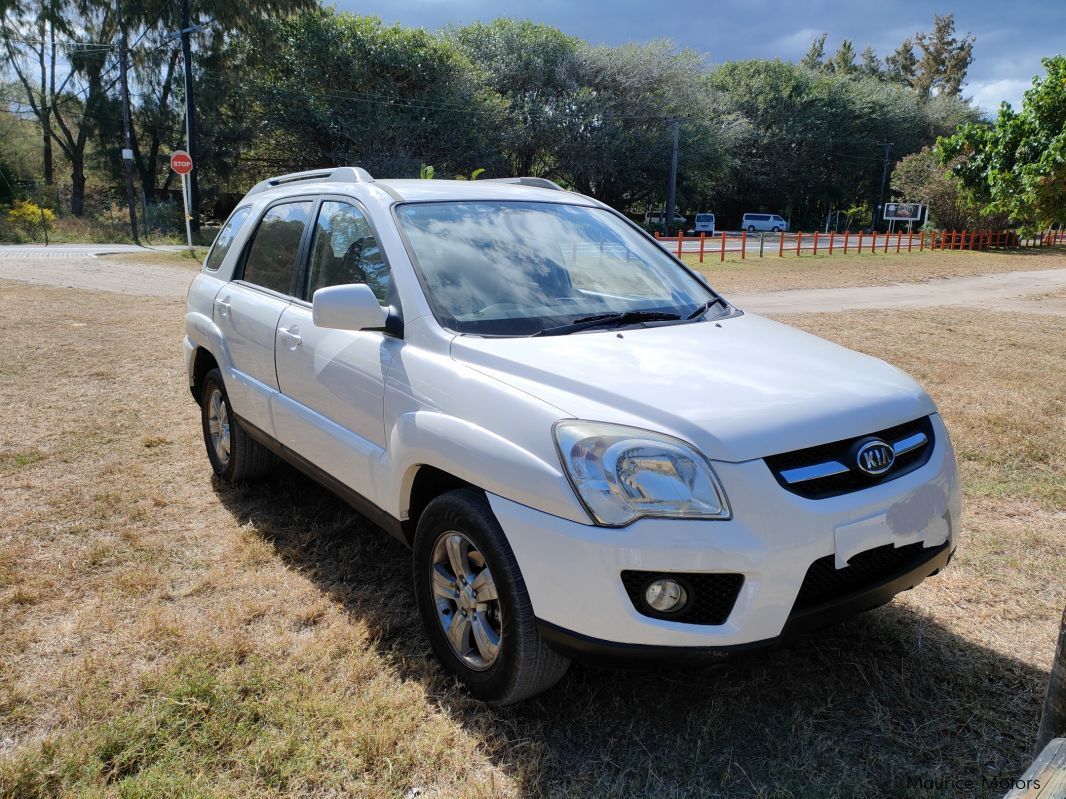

{"left": 937, "top": 56, "right": 1066, "bottom": 228}
{"left": 913, "top": 14, "right": 974, "bottom": 100}
{"left": 892, "top": 147, "right": 1009, "bottom": 230}
{"left": 5, "top": 199, "right": 55, "bottom": 240}
{"left": 419, "top": 164, "right": 436, "bottom": 180}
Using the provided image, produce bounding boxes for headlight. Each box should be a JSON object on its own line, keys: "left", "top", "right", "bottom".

{"left": 553, "top": 420, "right": 731, "bottom": 526}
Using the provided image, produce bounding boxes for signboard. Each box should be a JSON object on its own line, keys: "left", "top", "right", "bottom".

{"left": 170, "top": 150, "right": 193, "bottom": 175}
{"left": 884, "top": 202, "right": 923, "bottom": 221}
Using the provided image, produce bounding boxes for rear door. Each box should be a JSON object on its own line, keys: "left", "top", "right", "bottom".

{"left": 214, "top": 199, "right": 313, "bottom": 434}
{"left": 272, "top": 197, "right": 401, "bottom": 497}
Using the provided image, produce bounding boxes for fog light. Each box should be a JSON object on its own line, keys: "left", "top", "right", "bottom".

{"left": 644, "top": 578, "right": 687, "bottom": 613}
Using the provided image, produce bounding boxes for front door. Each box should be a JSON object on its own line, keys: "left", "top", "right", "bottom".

{"left": 273, "top": 198, "right": 400, "bottom": 498}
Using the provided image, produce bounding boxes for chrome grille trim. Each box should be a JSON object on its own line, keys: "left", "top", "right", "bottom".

{"left": 780, "top": 460, "right": 850, "bottom": 485}
{"left": 891, "top": 431, "right": 928, "bottom": 456}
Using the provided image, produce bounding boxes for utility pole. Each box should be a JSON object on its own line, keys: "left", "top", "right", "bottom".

{"left": 116, "top": 0, "right": 139, "bottom": 244}
{"left": 875, "top": 141, "right": 893, "bottom": 233}
{"left": 179, "top": 0, "right": 199, "bottom": 232}
{"left": 665, "top": 118, "right": 680, "bottom": 236}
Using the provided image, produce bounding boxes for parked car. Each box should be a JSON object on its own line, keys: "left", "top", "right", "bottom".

{"left": 742, "top": 212, "right": 788, "bottom": 232}
{"left": 687, "top": 213, "right": 716, "bottom": 236}
{"left": 185, "top": 168, "right": 961, "bottom": 705}
{"left": 644, "top": 211, "right": 687, "bottom": 226}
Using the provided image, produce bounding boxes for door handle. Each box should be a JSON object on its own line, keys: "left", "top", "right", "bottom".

{"left": 214, "top": 297, "right": 231, "bottom": 318}
{"left": 278, "top": 326, "right": 302, "bottom": 350}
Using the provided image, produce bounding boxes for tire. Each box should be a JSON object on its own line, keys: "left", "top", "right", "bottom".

{"left": 747, "top": 225, "right": 756, "bottom": 232}
{"left": 413, "top": 489, "right": 570, "bottom": 705}
{"left": 200, "top": 368, "right": 275, "bottom": 482}
{"left": 772, "top": 226, "right": 781, "bottom": 233}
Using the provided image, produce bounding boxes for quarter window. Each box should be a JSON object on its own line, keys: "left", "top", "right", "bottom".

{"left": 205, "top": 206, "right": 251, "bottom": 271}
{"left": 304, "top": 201, "right": 391, "bottom": 303}
{"left": 241, "top": 201, "right": 313, "bottom": 294}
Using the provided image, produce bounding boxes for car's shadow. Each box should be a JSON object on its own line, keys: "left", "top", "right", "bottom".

{"left": 212, "top": 465, "right": 1049, "bottom": 798}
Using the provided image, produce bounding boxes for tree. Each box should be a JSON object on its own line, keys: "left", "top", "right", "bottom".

{"left": 885, "top": 39, "right": 917, "bottom": 87}
{"left": 831, "top": 40, "right": 856, "bottom": 75}
{"left": 913, "top": 14, "right": 974, "bottom": 100}
{"left": 937, "top": 56, "right": 1066, "bottom": 228}
{"left": 858, "top": 47, "right": 883, "bottom": 80}
{"left": 892, "top": 146, "right": 1008, "bottom": 230}
{"left": 801, "top": 33, "right": 826, "bottom": 70}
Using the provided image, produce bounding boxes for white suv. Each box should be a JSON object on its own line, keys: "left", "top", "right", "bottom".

{"left": 184, "top": 168, "right": 960, "bottom": 704}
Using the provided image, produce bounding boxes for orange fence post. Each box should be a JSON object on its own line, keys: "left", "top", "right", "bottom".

{"left": 795, "top": 231, "right": 801, "bottom": 256}
{"left": 871, "top": 231, "right": 877, "bottom": 252}
{"left": 721, "top": 231, "right": 727, "bottom": 262}
{"left": 883, "top": 231, "right": 889, "bottom": 253}
{"left": 654, "top": 231, "right": 660, "bottom": 239}
{"left": 829, "top": 230, "right": 835, "bottom": 254}
{"left": 843, "top": 230, "right": 850, "bottom": 254}
{"left": 740, "top": 231, "right": 747, "bottom": 260}
{"left": 857, "top": 231, "right": 863, "bottom": 254}
{"left": 907, "top": 230, "right": 913, "bottom": 252}
{"left": 813, "top": 231, "right": 819, "bottom": 256}
{"left": 699, "top": 232, "right": 706, "bottom": 263}
{"left": 919, "top": 231, "right": 924, "bottom": 251}
{"left": 676, "top": 231, "right": 683, "bottom": 258}
{"left": 895, "top": 232, "right": 901, "bottom": 253}
{"left": 778, "top": 230, "right": 785, "bottom": 257}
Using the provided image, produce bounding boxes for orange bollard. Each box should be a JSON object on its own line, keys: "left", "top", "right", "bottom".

{"left": 654, "top": 230, "right": 660, "bottom": 238}
{"left": 699, "top": 232, "right": 706, "bottom": 264}
{"left": 720, "top": 230, "right": 726, "bottom": 262}
{"left": 778, "top": 230, "right": 785, "bottom": 257}
{"left": 829, "top": 230, "right": 835, "bottom": 254}
{"left": 796, "top": 231, "right": 802, "bottom": 256}
{"left": 740, "top": 231, "right": 747, "bottom": 260}
{"left": 813, "top": 231, "right": 819, "bottom": 256}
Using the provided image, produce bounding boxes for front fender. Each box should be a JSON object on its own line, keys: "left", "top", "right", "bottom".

{"left": 384, "top": 410, "right": 591, "bottom": 526}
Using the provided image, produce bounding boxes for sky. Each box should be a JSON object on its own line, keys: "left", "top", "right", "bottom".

{"left": 332, "top": 0, "right": 1065, "bottom": 114}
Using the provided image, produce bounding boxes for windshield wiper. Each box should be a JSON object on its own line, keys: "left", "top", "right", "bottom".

{"left": 686, "top": 296, "right": 729, "bottom": 320}
{"left": 532, "top": 310, "right": 681, "bottom": 337}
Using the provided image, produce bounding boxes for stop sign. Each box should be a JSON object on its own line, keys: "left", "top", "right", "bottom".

{"left": 170, "top": 150, "right": 193, "bottom": 175}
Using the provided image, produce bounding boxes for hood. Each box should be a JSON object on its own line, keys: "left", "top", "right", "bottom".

{"left": 450, "top": 312, "right": 935, "bottom": 462}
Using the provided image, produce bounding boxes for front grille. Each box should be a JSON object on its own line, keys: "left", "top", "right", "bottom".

{"left": 793, "top": 541, "right": 948, "bottom": 612}
{"left": 765, "top": 416, "right": 935, "bottom": 499}
{"left": 621, "top": 571, "right": 744, "bottom": 625}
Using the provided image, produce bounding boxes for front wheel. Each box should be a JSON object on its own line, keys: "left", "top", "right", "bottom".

{"left": 413, "top": 489, "right": 570, "bottom": 705}
{"left": 771, "top": 226, "right": 781, "bottom": 232}
{"left": 747, "top": 225, "right": 756, "bottom": 232}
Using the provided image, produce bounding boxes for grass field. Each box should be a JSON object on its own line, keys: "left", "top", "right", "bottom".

{"left": 1, "top": 251, "right": 1064, "bottom": 797}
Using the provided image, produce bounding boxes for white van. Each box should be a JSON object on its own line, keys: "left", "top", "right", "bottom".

{"left": 688, "top": 213, "right": 716, "bottom": 235}
{"left": 644, "top": 211, "right": 686, "bottom": 226}
{"left": 742, "top": 213, "right": 788, "bottom": 232}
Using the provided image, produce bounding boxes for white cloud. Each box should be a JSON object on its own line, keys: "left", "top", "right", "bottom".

{"left": 966, "top": 78, "right": 1031, "bottom": 113}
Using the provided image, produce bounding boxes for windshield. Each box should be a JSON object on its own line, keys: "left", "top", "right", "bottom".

{"left": 396, "top": 200, "right": 719, "bottom": 336}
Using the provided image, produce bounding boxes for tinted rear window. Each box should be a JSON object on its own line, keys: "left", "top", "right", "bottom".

{"left": 241, "top": 201, "right": 312, "bottom": 294}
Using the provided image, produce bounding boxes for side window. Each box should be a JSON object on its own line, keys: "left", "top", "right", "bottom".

{"left": 304, "top": 201, "right": 391, "bottom": 304}
{"left": 205, "top": 206, "right": 251, "bottom": 271}
{"left": 241, "top": 201, "right": 313, "bottom": 294}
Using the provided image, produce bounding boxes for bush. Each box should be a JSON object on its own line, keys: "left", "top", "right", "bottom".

{"left": 5, "top": 200, "right": 56, "bottom": 242}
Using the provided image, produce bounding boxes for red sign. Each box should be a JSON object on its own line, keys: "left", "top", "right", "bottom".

{"left": 170, "top": 150, "right": 193, "bottom": 175}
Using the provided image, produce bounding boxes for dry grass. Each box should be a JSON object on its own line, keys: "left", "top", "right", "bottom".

{"left": 683, "top": 246, "right": 1066, "bottom": 294}
{"left": 0, "top": 274, "right": 1063, "bottom": 798}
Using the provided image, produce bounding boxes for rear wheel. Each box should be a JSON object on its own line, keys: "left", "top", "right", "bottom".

{"left": 413, "top": 489, "right": 570, "bottom": 705}
{"left": 200, "top": 368, "right": 274, "bottom": 482}
{"left": 747, "top": 225, "right": 756, "bottom": 232}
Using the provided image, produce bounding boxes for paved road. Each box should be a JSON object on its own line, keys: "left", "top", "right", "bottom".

{"left": 1, "top": 244, "right": 1065, "bottom": 316}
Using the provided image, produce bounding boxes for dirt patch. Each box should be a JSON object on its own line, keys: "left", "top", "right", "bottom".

{"left": 0, "top": 280, "right": 1062, "bottom": 797}
{"left": 687, "top": 248, "right": 1066, "bottom": 294}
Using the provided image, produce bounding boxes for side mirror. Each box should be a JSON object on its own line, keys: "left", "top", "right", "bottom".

{"left": 312, "top": 283, "right": 388, "bottom": 331}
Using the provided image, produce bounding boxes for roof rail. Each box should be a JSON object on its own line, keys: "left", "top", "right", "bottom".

{"left": 483, "top": 176, "right": 564, "bottom": 191}
{"left": 247, "top": 166, "right": 374, "bottom": 195}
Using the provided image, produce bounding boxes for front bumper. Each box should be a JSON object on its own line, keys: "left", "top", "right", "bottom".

{"left": 488, "top": 413, "right": 961, "bottom": 654}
